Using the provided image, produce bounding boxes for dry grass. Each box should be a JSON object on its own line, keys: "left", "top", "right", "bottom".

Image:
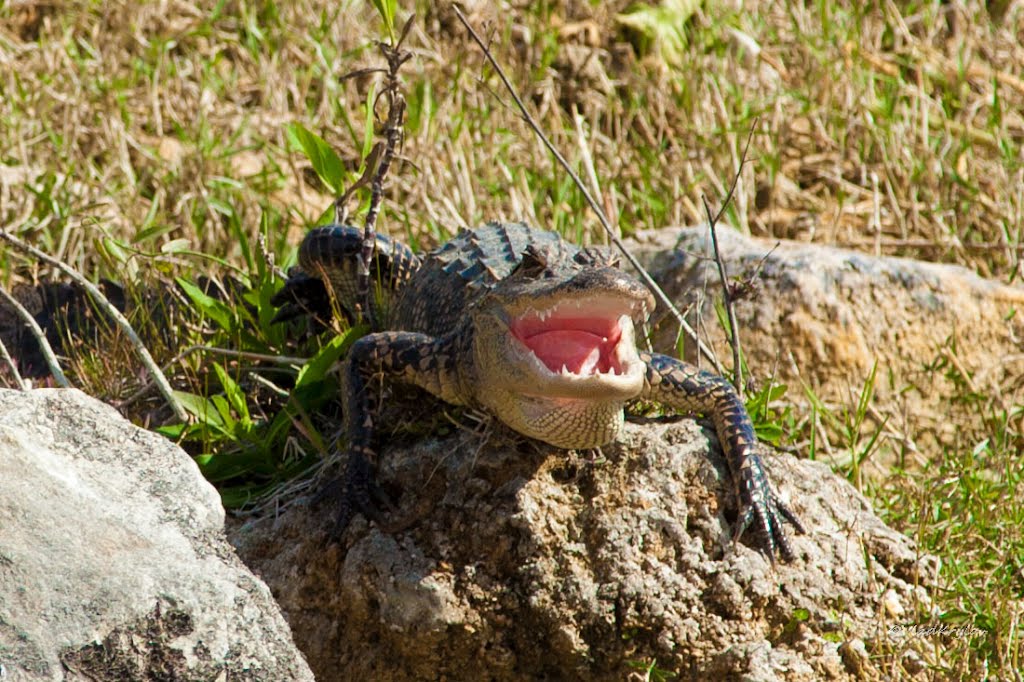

{"left": 2, "top": 0, "right": 1024, "bottom": 677}
{"left": 2, "top": 1, "right": 1022, "bottom": 274}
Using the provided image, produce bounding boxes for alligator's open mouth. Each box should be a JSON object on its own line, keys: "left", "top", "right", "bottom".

{"left": 509, "top": 298, "right": 643, "bottom": 378}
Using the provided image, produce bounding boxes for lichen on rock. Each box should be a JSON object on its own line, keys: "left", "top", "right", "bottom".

{"left": 0, "top": 388, "right": 314, "bottom": 682}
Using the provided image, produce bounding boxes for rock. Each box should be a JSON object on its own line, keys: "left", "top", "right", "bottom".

{"left": 0, "top": 388, "right": 314, "bottom": 682}
{"left": 231, "top": 417, "right": 938, "bottom": 681}
{"left": 629, "top": 225, "right": 1024, "bottom": 458}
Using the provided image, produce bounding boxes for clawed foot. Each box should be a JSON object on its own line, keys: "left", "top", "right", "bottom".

{"left": 733, "top": 483, "right": 806, "bottom": 563}
{"left": 313, "top": 449, "right": 395, "bottom": 540}
{"left": 270, "top": 271, "right": 330, "bottom": 324}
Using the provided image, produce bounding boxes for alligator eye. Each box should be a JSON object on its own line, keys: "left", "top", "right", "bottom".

{"left": 517, "top": 245, "right": 548, "bottom": 277}
{"left": 575, "top": 247, "right": 619, "bottom": 268}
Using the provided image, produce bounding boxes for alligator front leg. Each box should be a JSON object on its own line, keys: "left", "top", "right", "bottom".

{"left": 640, "top": 352, "right": 804, "bottom": 562}
{"left": 326, "top": 331, "right": 462, "bottom": 536}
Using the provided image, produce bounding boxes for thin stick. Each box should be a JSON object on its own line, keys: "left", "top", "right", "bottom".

{"left": 248, "top": 371, "right": 290, "bottom": 397}
{"left": 0, "top": 284, "right": 69, "bottom": 387}
{"left": 0, "top": 333, "right": 26, "bottom": 390}
{"left": 360, "top": 98, "right": 406, "bottom": 325}
{"left": 452, "top": 6, "right": 723, "bottom": 375}
{"left": 0, "top": 229, "right": 187, "bottom": 421}
{"left": 703, "top": 196, "right": 743, "bottom": 393}
{"left": 572, "top": 107, "right": 608, "bottom": 243}
{"left": 175, "top": 344, "right": 311, "bottom": 366}
{"left": 708, "top": 122, "right": 756, "bottom": 226}
{"left": 357, "top": 16, "right": 414, "bottom": 327}
{"left": 118, "top": 344, "right": 309, "bottom": 410}
{"left": 702, "top": 122, "right": 757, "bottom": 394}
{"left": 334, "top": 143, "right": 382, "bottom": 226}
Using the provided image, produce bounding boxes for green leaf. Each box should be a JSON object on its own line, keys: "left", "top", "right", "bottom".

{"left": 285, "top": 122, "right": 347, "bottom": 194}
{"left": 746, "top": 381, "right": 789, "bottom": 446}
{"left": 161, "top": 238, "right": 191, "bottom": 254}
{"left": 214, "top": 363, "right": 251, "bottom": 425}
{"left": 156, "top": 423, "right": 186, "bottom": 439}
{"left": 368, "top": 0, "right": 397, "bottom": 42}
{"left": 295, "top": 328, "right": 363, "bottom": 389}
{"left": 616, "top": 0, "right": 699, "bottom": 67}
{"left": 99, "top": 236, "right": 130, "bottom": 266}
{"left": 210, "top": 394, "right": 236, "bottom": 427}
{"left": 781, "top": 607, "right": 812, "bottom": 637}
{"left": 175, "top": 277, "right": 234, "bottom": 331}
{"left": 133, "top": 222, "right": 175, "bottom": 244}
{"left": 172, "top": 390, "right": 227, "bottom": 429}
{"left": 362, "top": 80, "right": 378, "bottom": 164}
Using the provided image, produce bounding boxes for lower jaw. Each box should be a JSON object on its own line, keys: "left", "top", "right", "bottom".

{"left": 497, "top": 366, "right": 643, "bottom": 403}
{"left": 514, "top": 369, "right": 645, "bottom": 400}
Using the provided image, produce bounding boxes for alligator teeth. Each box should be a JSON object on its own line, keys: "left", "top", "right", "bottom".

{"left": 560, "top": 364, "right": 571, "bottom": 376}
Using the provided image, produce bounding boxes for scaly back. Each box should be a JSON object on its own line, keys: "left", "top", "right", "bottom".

{"left": 392, "top": 222, "right": 578, "bottom": 336}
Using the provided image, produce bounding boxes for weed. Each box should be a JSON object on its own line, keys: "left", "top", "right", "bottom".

{"left": 626, "top": 657, "right": 677, "bottom": 682}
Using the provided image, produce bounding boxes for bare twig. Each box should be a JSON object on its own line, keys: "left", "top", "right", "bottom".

{"left": 355, "top": 14, "right": 414, "bottom": 327}
{"left": 118, "top": 344, "right": 309, "bottom": 411}
{"left": 707, "top": 122, "right": 757, "bottom": 226}
{"left": 571, "top": 107, "right": 608, "bottom": 243}
{"left": 0, "top": 283, "right": 69, "bottom": 387}
{"left": 248, "top": 371, "right": 290, "bottom": 398}
{"left": 257, "top": 232, "right": 290, "bottom": 282}
{"left": 178, "top": 345, "right": 310, "bottom": 366}
{"left": 0, "top": 333, "right": 26, "bottom": 390}
{"left": 334, "top": 142, "right": 382, "bottom": 226}
{"left": 360, "top": 98, "right": 406, "bottom": 325}
{"left": 702, "top": 196, "right": 743, "bottom": 393}
{"left": 452, "top": 5, "right": 723, "bottom": 375}
{"left": 0, "top": 229, "right": 187, "bottom": 421}
{"left": 702, "top": 122, "right": 758, "bottom": 395}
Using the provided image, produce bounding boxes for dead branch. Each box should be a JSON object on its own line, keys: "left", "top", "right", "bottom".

{"left": 333, "top": 143, "right": 382, "bottom": 226}
{"left": 356, "top": 14, "right": 414, "bottom": 327}
{"left": 0, "top": 332, "right": 26, "bottom": 390}
{"left": 118, "top": 344, "right": 309, "bottom": 411}
{"left": 452, "top": 5, "right": 724, "bottom": 376}
{"left": 0, "top": 283, "right": 69, "bottom": 387}
{"left": 702, "top": 122, "right": 757, "bottom": 395}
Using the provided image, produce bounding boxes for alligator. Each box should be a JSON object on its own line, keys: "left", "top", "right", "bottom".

{"left": 274, "top": 221, "right": 804, "bottom": 561}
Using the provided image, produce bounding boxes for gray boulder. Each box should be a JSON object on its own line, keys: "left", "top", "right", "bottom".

{"left": 630, "top": 225, "right": 1024, "bottom": 457}
{"left": 0, "top": 388, "right": 314, "bottom": 682}
{"left": 232, "top": 417, "right": 938, "bottom": 681}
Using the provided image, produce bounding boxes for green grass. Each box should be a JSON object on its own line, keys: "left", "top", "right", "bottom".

{"left": 2, "top": 0, "right": 1024, "bottom": 677}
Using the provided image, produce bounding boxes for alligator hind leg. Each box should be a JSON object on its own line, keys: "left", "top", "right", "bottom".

{"left": 326, "top": 330, "right": 463, "bottom": 537}
{"left": 273, "top": 225, "right": 420, "bottom": 329}
{"left": 640, "top": 352, "right": 804, "bottom": 562}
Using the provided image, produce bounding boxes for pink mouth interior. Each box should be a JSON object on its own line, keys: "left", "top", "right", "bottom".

{"left": 511, "top": 312, "right": 624, "bottom": 375}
